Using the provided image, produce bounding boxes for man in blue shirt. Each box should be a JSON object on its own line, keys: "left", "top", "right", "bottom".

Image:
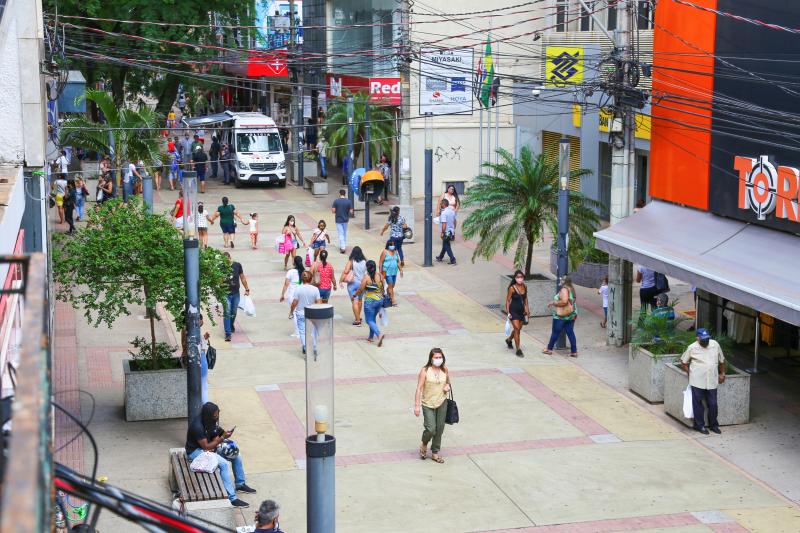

{"left": 436, "top": 198, "right": 457, "bottom": 265}
{"left": 254, "top": 499, "right": 284, "bottom": 532}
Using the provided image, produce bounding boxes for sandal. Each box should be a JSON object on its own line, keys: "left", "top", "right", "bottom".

{"left": 431, "top": 455, "right": 444, "bottom": 464}
{"left": 419, "top": 445, "right": 427, "bottom": 460}
{"left": 570, "top": 352, "right": 578, "bottom": 358}
{"left": 542, "top": 349, "right": 553, "bottom": 355}
{"left": 378, "top": 335, "right": 385, "bottom": 347}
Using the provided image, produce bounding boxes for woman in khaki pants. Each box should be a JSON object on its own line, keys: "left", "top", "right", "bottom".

{"left": 414, "top": 348, "right": 451, "bottom": 463}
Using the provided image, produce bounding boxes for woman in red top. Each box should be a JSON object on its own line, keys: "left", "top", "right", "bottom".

{"left": 311, "top": 249, "right": 337, "bottom": 303}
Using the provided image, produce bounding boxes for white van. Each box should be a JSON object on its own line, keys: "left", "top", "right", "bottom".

{"left": 183, "top": 111, "right": 286, "bottom": 187}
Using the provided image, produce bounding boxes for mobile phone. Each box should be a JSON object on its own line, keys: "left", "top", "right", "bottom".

{"left": 229, "top": 426, "right": 236, "bottom": 434}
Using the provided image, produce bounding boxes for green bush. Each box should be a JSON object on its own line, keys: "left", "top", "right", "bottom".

{"left": 128, "top": 336, "right": 179, "bottom": 371}
{"left": 630, "top": 307, "right": 695, "bottom": 356}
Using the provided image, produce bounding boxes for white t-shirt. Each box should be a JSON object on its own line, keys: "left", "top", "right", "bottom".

{"left": 638, "top": 266, "right": 655, "bottom": 289}
{"left": 56, "top": 155, "right": 69, "bottom": 174}
{"left": 124, "top": 163, "right": 136, "bottom": 183}
{"left": 285, "top": 269, "right": 300, "bottom": 302}
{"left": 599, "top": 284, "right": 609, "bottom": 307}
{"left": 55, "top": 178, "right": 67, "bottom": 195}
{"left": 197, "top": 212, "right": 208, "bottom": 229}
{"left": 247, "top": 218, "right": 259, "bottom": 234}
{"left": 293, "top": 284, "right": 320, "bottom": 316}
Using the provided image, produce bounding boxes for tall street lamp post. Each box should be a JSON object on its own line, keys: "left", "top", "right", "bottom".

{"left": 182, "top": 172, "right": 202, "bottom": 422}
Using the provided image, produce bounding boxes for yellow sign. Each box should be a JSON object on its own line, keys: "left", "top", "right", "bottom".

{"left": 545, "top": 46, "right": 584, "bottom": 87}
{"left": 597, "top": 108, "right": 651, "bottom": 140}
{"left": 572, "top": 104, "right": 582, "bottom": 128}
{"left": 598, "top": 108, "right": 613, "bottom": 133}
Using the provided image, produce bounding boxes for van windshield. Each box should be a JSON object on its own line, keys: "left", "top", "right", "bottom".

{"left": 236, "top": 131, "right": 282, "bottom": 153}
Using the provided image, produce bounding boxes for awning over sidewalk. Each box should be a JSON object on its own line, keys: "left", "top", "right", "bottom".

{"left": 594, "top": 200, "right": 800, "bottom": 326}
{"left": 182, "top": 113, "right": 234, "bottom": 128}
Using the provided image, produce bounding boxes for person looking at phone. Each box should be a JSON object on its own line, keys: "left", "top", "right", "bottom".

{"left": 185, "top": 402, "right": 257, "bottom": 507}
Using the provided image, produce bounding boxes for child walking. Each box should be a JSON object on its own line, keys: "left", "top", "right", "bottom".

{"left": 246, "top": 212, "right": 259, "bottom": 249}
{"left": 599, "top": 276, "right": 609, "bottom": 328}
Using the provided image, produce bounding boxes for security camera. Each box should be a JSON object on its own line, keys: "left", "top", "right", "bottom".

{"left": 531, "top": 85, "right": 545, "bottom": 97}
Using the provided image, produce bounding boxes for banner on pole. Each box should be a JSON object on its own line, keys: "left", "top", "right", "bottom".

{"left": 419, "top": 48, "right": 474, "bottom": 115}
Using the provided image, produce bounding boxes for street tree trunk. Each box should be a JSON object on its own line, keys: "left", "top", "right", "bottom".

{"left": 155, "top": 74, "right": 181, "bottom": 117}
{"left": 524, "top": 235, "right": 534, "bottom": 278}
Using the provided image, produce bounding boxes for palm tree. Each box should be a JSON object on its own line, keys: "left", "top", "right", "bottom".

{"left": 324, "top": 91, "right": 396, "bottom": 167}
{"left": 461, "top": 146, "right": 602, "bottom": 277}
{"left": 59, "top": 89, "right": 163, "bottom": 190}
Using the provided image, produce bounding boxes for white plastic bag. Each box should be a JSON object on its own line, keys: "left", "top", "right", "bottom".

{"left": 682, "top": 385, "right": 694, "bottom": 419}
{"left": 189, "top": 451, "right": 219, "bottom": 473}
{"left": 433, "top": 216, "right": 441, "bottom": 225}
{"left": 379, "top": 308, "right": 389, "bottom": 327}
{"left": 504, "top": 317, "right": 512, "bottom": 336}
{"left": 238, "top": 294, "right": 256, "bottom": 317}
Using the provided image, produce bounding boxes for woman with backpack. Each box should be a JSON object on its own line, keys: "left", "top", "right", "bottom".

{"left": 543, "top": 275, "right": 578, "bottom": 357}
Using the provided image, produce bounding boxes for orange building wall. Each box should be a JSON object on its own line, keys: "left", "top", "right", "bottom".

{"left": 649, "top": 0, "right": 717, "bottom": 210}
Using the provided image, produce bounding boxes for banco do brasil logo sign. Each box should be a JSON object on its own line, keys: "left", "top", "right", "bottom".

{"left": 735, "top": 155, "right": 800, "bottom": 223}
{"left": 546, "top": 46, "right": 584, "bottom": 87}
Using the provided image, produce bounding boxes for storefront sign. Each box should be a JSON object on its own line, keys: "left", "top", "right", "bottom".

{"left": 369, "top": 78, "right": 401, "bottom": 105}
{"left": 246, "top": 52, "right": 288, "bottom": 78}
{"left": 545, "top": 46, "right": 584, "bottom": 87}
{"left": 735, "top": 155, "right": 800, "bottom": 223}
{"left": 325, "top": 74, "right": 401, "bottom": 105}
{"left": 597, "top": 108, "right": 651, "bottom": 140}
{"left": 419, "top": 48, "right": 473, "bottom": 115}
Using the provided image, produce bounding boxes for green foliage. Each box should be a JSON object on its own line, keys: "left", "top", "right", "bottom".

{"left": 630, "top": 308, "right": 696, "bottom": 356}
{"left": 128, "top": 336, "right": 178, "bottom": 371}
{"left": 52, "top": 198, "right": 229, "bottom": 369}
{"left": 568, "top": 236, "right": 610, "bottom": 271}
{"left": 461, "top": 146, "right": 602, "bottom": 277}
{"left": 324, "top": 91, "right": 396, "bottom": 165}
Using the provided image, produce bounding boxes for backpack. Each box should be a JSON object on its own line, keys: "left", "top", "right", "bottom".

{"left": 654, "top": 272, "right": 670, "bottom": 294}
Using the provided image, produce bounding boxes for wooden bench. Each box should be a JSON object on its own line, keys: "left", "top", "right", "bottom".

{"left": 303, "top": 175, "right": 329, "bottom": 196}
{"left": 168, "top": 448, "right": 230, "bottom": 510}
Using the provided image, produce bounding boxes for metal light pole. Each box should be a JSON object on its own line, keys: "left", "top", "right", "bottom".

{"left": 424, "top": 113, "right": 433, "bottom": 267}
{"left": 364, "top": 102, "right": 371, "bottom": 230}
{"left": 182, "top": 172, "right": 202, "bottom": 423}
{"left": 346, "top": 96, "right": 355, "bottom": 205}
{"left": 304, "top": 304, "right": 336, "bottom": 533}
{"left": 142, "top": 172, "right": 154, "bottom": 214}
{"left": 556, "top": 138, "right": 570, "bottom": 349}
{"left": 298, "top": 100, "right": 305, "bottom": 188}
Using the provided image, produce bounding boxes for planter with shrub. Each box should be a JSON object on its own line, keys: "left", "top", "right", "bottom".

{"left": 123, "top": 337, "right": 185, "bottom": 421}
{"left": 663, "top": 361, "right": 751, "bottom": 426}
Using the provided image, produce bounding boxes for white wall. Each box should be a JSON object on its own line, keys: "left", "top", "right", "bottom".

{"left": 0, "top": 14, "right": 25, "bottom": 165}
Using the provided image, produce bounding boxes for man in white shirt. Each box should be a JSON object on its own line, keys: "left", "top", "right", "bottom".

{"left": 54, "top": 150, "right": 69, "bottom": 178}
{"left": 680, "top": 328, "right": 726, "bottom": 435}
{"left": 123, "top": 161, "right": 142, "bottom": 203}
{"left": 289, "top": 271, "right": 321, "bottom": 355}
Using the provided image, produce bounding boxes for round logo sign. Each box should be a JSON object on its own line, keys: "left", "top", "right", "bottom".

{"left": 745, "top": 155, "right": 777, "bottom": 220}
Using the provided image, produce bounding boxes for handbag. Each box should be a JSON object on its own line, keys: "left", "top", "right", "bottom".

{"left": 206, "top": 343, "right": 217, "bottom": 370}
{"left": 445, "top": 388, "right": 459, "bottom": 425}
{"left": 555, "top": 290, "right": 574, "bottom": 317}
{"left": 344, "top": 268, "right": 354, "bottom": 284}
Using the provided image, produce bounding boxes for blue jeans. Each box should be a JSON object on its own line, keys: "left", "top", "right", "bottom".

{"left": 691, "top": 386, "right": 719, "bottom": 430}
{"left": 437, "top": 238, "right": 455, "bottom": 263}
{"left": 546, "top": 318, "right": 577, "bottom": 352}
{"left": 201, "top": 349, "right": 208, "bottom": 404}
{"left": 320, "top": 156, "right": 327, "bottom": 178}
{"left": 222, "top": 163, "right": 231, "bottom": 185}
{"left": 393, "top": 236, "right": 405, "bottom": 262}
{"left": 76, "top": 195, "right": 85, "bottom": 219}
{"left": 336, "top": 222, "right": 348, "bottom": 250}
{"left": 364, "top": 299, "right": 382, "bottom": 339}
{"left": 296, "top": 313, "right": 317, "bottom": 351}
{"left": 187, "top": 448, "right": 246, "bottom": 501}
{"left": 224, "top": 293, "right": 240, "bottom": 336}
{"left": 122, "top": 180, "right": 133, "bottom": 203}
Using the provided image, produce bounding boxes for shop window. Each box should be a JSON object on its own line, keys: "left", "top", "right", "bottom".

{"left": 542, "top": 131, "right": 582, "bottom": 192}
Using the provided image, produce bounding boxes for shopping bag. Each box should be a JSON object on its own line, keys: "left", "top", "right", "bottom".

{"left": 379, "top": 308, "right": 389, "bottom": 327}
{"left": 238, "top": 294, "right": 256, "bottom": 317}
{"left": 682, "top": 385, "right": 693, "bottom": 419}
{"left": 504, "top": 317, "right": 512, "bottom": 337}
{"left": 305, "top": 247, "right": 313, "bottom": 267}
{"left": 445, "top": 389, "right": 459, "bottom": 425}
{"left": 189, "top": 451, "right": 219, "bottom": 473}
{"left": 276, "top": 235, "right": 285, "bottom": 253}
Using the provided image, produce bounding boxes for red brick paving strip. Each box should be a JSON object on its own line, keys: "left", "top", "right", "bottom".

{"left": 404, "top": 294, "right": 463, "bottom": 330}
{"left": 85, "top": 347, "right": 120, "bottom": 388}
{"left": 483, "top": 512, "right": 700, "bottom": 532}
{"left": 257, "top": 389, "right": 307, "bottom": 460}
{"left": 53, "top": 301, "right": 84, "bottom": 473}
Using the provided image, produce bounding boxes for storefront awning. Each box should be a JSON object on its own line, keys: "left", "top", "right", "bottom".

{"left": 182, "top": 113, "right": 234, "bottom": 128}
{"left": 594, "top": 200, "right": 800, "bottom": 326}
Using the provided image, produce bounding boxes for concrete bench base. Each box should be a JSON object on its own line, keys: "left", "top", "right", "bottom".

{"left": 304, "top": 176, "right": 329, "bottom": 196}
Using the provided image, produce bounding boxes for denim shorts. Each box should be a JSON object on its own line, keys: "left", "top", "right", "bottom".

{"left": 221, "top": 223, "right": 235, "bottom": 234}
{"left": 347, "top": 283, "right": 363, "bottom": 300}
{"left": 319, "top": 288, "right": 331, "bottom": 300}
{"left": 384, "top": 275, "right": 397, "bottom": 285}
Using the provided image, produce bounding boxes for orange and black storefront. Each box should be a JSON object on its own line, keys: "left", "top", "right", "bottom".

{"left": 596, "top": 0, "right": 800, "bottom": 357}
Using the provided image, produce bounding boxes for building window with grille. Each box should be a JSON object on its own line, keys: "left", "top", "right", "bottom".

{"left": 580, "top": 1, "right": 594, "bottom": 32}
{"left": 556, "top": 0, "right": 569, "bottom": 32}
{"left": 637, "top": 1, "right": 654, "bottom": 30}
{"left": 607, "top": 0, "right": 618, "bottom": 31}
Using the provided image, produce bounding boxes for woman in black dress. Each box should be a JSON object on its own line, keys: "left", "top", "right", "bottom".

{"left": 505, "top": 270, "right": 530, "bottom": 357}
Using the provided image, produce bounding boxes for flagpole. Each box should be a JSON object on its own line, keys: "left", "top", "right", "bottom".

{"left": 487, "top": 88, "right": 492, "bottom": 175}
{"left": 494, "top": 40, "right": 500, "bottom": 170}
{"left": 478, "top": 102, "right": 483, "bottom": 177}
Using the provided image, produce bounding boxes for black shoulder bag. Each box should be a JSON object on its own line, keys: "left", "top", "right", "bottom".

{"left": 445, "top": 384, "right": 459, "bottom": 425}
{"left": 206, "top": 342, "right": 217, "bottom": 370}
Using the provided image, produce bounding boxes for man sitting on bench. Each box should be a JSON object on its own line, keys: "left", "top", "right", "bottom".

{"left": 186, "top": 401, "right": 256, "bottom": 508}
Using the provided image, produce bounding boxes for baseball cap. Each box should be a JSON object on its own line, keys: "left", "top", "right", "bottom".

{"left": 696, "top": 328, "right": 711, "bottom": 341}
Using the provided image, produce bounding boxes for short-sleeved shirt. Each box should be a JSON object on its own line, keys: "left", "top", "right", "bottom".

{"left": 227, "top": 262, "right": 244, "bottom": 295}
{"left": 285, "top": 269, "right": 300, "bottom": 301}
{"left": 124, "top": 163, "right": 136, "bottom": 183}
{"left": 55, "top": 179, "right": 67, "bottom": 195}
{"left": 293, "top": 284, "right": 321, "bottom": 316}
{"left": 168, "top": 140, "right": 176, "bottom": 152}
{"left": 388, "top": 215, "right": 406, "bottom": 238}
{"left": 441, "top": 207, "right": 456, "bottom": 234}
{"left": 173, "top": 197, "right": 184, "bottom": 219}
{"left": 315, "top": 262, "right": 334, "bottom": 290}
{"left": 56, "top": 156, "right": 69, "bottom": 174}
{"left": 680, "top": 340, "right": 725, "bottom": 390}
{"left": 185, "top": 417, "right": 217, "bottom": 455}
{"left": 638, "top": 266, "right": 656, "bottom": 289}
{"left": 218, "top": 204, "right": 236, "bottom": 226}
{"left": 599, "top": 285, "right": 609, "bottom": 307}
{"left": 332, "top": 197, "right": 353, "bottom": 224}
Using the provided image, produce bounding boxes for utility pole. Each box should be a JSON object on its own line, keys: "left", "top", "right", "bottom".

{"left": 298, "top": 99, "right": 305, "bottom": 188}
{"left": 398, "top": 2, "right": 413, "bottom": 236}
{"left": 182, "top": 172, "right": 202, "bottom": 423}
{"left": 347, "top": 96, "right": 355, "bottom": 205}
{"left": 364, "top": 102, "right": 371, "bottom": 230}
{"left": 607, "top": 0, "right": 635, "bottom": 346}
{"left": 423, "top": 113, "right": 433, "bottom": 266}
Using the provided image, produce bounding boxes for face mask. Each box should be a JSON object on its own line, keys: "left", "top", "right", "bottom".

{"left": 699, "top": 339, "right": 709, "bottom": 348}
{"left": 388, "top": 246, "right": 395, "bottom": 251}
{"left": 290, "top": 220, "right": 295, "bottom": 226}
{"left": 432, "top": 358, "right": 443, "bottom": 367}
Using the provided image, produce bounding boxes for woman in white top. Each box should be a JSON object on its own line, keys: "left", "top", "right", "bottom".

{"left": 196, "top": 202, "right": 214, "bottom": 248}
{"left": 435, "top": 184, "right": 460, "bottom": 218}
{"left": 280, "top": 255, "right": 305, "bottom": 337}
{"left": 339, "top": 246, "right": 367, "bottom": 326}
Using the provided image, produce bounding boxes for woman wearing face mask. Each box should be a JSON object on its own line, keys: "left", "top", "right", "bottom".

{"left": 505, "top": 270, "right": 530, "bottom": 357}
{"left": 282, "top": 215, "right": 306, "bottom": 270}
{"left": 280, "top": 256, "right": 305, "bottom": 338}
{"left": 378, "top": 238, "right": 402, "bottom": 306}
{"left": 354, "top": 260, "right": 385, "bottom": 346}
{"left": 414, "top": 348, "right": 451, "bottom": 464}
{"left": 379, "top": 206, "right": 408, "bottom": 266}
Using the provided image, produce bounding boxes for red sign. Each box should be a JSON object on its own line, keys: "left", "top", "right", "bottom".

{"left": 247, "top": 52, "right": 288, "bottom": 78}
{"left": 369, "top": 77, "right": 401, "bottom": 105}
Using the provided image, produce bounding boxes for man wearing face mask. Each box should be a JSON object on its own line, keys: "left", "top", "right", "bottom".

{"left": 680, "top": 328, "right": 726, "bottom": 435}
{"left": 253, "top": 499, "right": 284, "bottom": 532}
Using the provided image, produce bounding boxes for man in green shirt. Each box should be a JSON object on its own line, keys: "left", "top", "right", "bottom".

{"left": 210, "top": 196, "right": 244, "bottom": 248}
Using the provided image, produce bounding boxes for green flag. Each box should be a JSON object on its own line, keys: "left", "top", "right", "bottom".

{"left": 479, "top": 38, "right": 494, "bottom": 108}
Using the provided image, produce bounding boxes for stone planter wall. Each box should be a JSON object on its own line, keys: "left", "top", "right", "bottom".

{"left": 549, "top": 248, "right": 609, "bottom": 288}
{"left": 499, "top": 274, "right": 555, "bottom": 317}
{"left": 628, "top": 345, "right": 677, "bottom": 403}
{"left": 123, "top": 359, "right": 187, "bottom": 422}
{"left": 663, "top": 362, "right": 751, "bottom": 427}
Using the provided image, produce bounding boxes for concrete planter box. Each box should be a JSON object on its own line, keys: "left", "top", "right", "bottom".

{"left": 549, "top": 248, "right": 608, "bottom": 288}
{"left": 628, "top": 345, "right": 677, "bottom": 403}
{"left": 290, "top": 161, "right": 321, "bottom": 180}
{"left": 499, "top": 273, "right": 555, "bottom": 317}
{"left": 663, "top": 362, "right": 751, "bottom": 427}
{"left": 123, "top": 359, "right": 187, "bottom": 422}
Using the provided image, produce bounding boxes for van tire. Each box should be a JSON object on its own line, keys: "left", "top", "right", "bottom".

{"left": 234, "top": 177, "right": 242, "bottom": 189}
{"left": 278, "top": 180, "right": 286, "bottom": 188}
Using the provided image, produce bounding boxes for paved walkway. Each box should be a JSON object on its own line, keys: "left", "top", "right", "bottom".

{"left": 51, "top": 177, "right": 800, "bottom": 532}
